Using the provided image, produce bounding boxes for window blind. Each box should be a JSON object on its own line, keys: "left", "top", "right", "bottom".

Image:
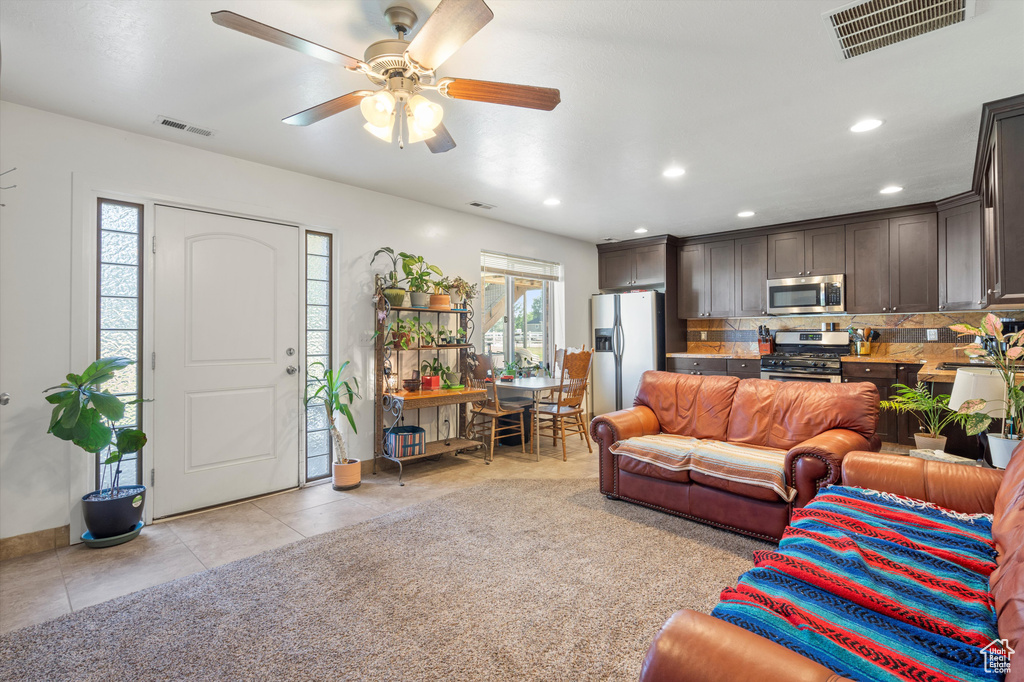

{"left": 480, "top": 250, "right": 562, "bottom": 281}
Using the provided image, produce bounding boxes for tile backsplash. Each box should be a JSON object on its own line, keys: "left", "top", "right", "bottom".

{"left": 685, "top": 311, "right": 1024, "bottom": 359}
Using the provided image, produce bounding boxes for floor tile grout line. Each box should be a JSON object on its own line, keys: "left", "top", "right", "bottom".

{"left": 162, "top": 521, "right": 211, "bottom": 571}
{"left": 50, "top": 547, "right": 77, "bottom": 613}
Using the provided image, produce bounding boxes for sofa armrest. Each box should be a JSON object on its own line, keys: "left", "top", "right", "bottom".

{"left": 784, "top": 429, "right": 871, "bottom": 507}
{"left": 842, "top": 451, "right": 1004, "bottom": 515}
{"left": 640, "top": 610, "right": 849, "bottom": 682}
{"left": 590, "top": 406, "right": 660, "bottom": 496}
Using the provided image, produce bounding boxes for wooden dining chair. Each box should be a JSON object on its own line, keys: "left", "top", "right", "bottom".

{"left": 466, "top": 376, "right": 527, "bottom": 462}
{"left": 535, "top": 348, "right": 593, "bottom": 461}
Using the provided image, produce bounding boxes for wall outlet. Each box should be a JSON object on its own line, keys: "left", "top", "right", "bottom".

{"left": 700, "top": 331, "right": 708, "bottom": 341}
{"left": 926, "top": 328, "right": 938, "bottom": 341}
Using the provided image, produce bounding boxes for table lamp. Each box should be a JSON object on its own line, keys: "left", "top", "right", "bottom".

{"left": 948, "top": 367, "right": 1007, "bottom": 467}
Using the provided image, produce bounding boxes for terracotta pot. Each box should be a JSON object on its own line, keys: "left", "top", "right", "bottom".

{"left": 988, "top": 434, "right": 1021, "bottom": 469}
{"left": 429, "top": 293, "right": 451, "bottom": 310}
{"left": 332, "top": 459, "right": 361, "bottom": 490}
{"left": 913, "top": 433, "right": 947, "bottom": 452}
{"left": 409, "top": 291, "right": 430, "bottom": 308}
{"left": 382, "top": 287, "right": 406, "bottom": 308}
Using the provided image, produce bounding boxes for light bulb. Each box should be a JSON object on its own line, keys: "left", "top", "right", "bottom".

{"left": 409, "top": 95, "right": 443, "bottom": 131}
{"left": 364, "top": 111, "right": 396, "bottom": 143}
{"left": 405, "top": 107, "right": 436, "bottom": 144}
{"left": 360, "top": 90, "right": 396, "bottom": 128}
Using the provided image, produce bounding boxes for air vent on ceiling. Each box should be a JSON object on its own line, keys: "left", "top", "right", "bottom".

{"left": 823, "top": 0, "right": 975, "bottom": 60}
{"left": 467, "top": 201, "right": 496, "bottom": 210}
{"left": 154, "top": 115, "right": 216, "bottom": 137}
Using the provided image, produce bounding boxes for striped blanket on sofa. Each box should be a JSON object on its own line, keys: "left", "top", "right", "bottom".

{"left": 609, "top": 434, "right": 795, "bottom": 502}
{"left": 711, "top": 485, "right": 1001, "bottom": 681}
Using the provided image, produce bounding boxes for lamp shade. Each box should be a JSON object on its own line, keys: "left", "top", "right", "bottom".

{"left": 948, "top": 367, "right": 1006, "bottom": 418}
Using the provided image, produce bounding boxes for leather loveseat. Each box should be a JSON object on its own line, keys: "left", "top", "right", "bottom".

{"left": 639, "top": 444, "right": 1024, "bottom": 682}
{"left": 591, "top": 371, "right": 881, "bottom": 540}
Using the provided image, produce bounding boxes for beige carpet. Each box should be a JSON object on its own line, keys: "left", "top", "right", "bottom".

{"left": 0, "top": 478, "right": 768, "bottom": 681}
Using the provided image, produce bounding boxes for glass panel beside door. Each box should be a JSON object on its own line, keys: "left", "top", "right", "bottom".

{"left": 481, "top": 272, "right": 507, "bottom": 369}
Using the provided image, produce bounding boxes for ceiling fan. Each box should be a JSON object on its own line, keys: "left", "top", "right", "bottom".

{"left": 211, "top": 0, "right": 561, "bottom": 153}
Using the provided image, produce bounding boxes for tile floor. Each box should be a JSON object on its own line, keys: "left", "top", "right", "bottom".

{"left": 1, "top": 436, "right": 598, "bottom": 634}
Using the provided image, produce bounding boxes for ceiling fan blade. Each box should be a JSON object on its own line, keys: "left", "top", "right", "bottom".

{"left": 282, "top": 91, "right": 372, "bottom": 126}
{"left": 439, "top": 78, "right": 560, "bottom": 111}
{"left": 426, "top": 123, "right": 456, "bottom": 153}
{"left": 211, "top": 11, "right": 365, "bottom": 70}
{"left": 406, "top": 0, "right": 494, "bottom": 71}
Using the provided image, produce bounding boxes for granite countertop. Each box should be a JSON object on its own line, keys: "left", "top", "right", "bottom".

{"left": 840, "top": 355, "right": 927, "bottom": 365}
{"left": 665, "top": 352, "right": 761, "bottom": 360}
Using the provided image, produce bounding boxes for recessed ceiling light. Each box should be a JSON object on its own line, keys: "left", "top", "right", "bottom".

{"left": 850, "top": 119, "right": 884, "bottom": 132}
{"left": 634, "top": 227, "right": 649, "bottom": 234}
{"left": 662, "top": 166, "right": 685, "bottom": 178}
{"left": 543, "top": 197, "right": 561, "bottom": 206}
{"left": 879, "top": 185, "right": 903, "bottom": 194}
{"left": 737, "top": 211, "right": 755, "bottom": 218}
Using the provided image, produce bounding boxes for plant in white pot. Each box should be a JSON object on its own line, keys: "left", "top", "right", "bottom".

{"left": 951, "top": 314, "right": 1024, "bottom": 468}
{"left": 44, "top": 357, "right": 151, "bottom": 546}
{"left": 306, "top": 361, "right": 362, "bottom": 490}
{"left": 880, "top": 382, "right": 989, "bottom": 451}
{"left": 401, "top": 253, "right": 441, "bottom": 309}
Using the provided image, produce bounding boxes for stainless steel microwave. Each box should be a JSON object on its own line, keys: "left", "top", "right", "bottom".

{"left": 766, "top": 274, "right": 845, "bottom": 315}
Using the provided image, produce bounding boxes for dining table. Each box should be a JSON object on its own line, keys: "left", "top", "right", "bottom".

{"left": 496, "top": 376, "right": 563, "bottom": 459}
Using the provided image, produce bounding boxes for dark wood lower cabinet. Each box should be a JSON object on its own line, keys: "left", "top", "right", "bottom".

{"left": 896, "top": 364, "right": 921, "bottom": 446}
{"left": 843, "top": 362, "right": 897, "bottom": 443}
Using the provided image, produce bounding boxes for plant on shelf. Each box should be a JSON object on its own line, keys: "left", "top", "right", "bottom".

{"left": 420, "top": 357, "right": 444, "bottom": 390}
{"left": 449, "top": 276, "right": 478, "bottom": 310}
{"left": 455, "top": 327, "right": 468, "bottom": 344}
{"left": 44, "top": 357, "right": 151, "bottom": 545}
{"left": 430, "top": 275, "right": 453, "bottom": 310}
{"left": 951, "top": 314, "right": 1024, "bottom": 467}
{"left": 435, "top": 325, "right": 452, "bottom": 346}
{"left": 441, "top": 364, "right": 462, "bottom": 388}
{"left": 418, "top": 319, "right": 436, "bottom": 347}
{"left": 305, "top": 360, "right": 362, "bottom": 490}
{"left": 402, "top": 254, "right": 442, "bottom": 308}
{"left": 371, "top": 247, "right": 412, "bottom": 308}
{"left": 388, "top": 318, "right": 418, "bottom": 350}
{"left": 880, "top": 382, "right": 990, "bottom": 451}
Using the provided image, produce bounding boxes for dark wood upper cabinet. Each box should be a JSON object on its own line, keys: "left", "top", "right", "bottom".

{"left": 889, "top": 213, "right": 938, "bottom": 313}
{"left": 704, "top": 241, "right": 735, "bottom": 318}
{"left": 975, "top": 97, "right": 1024, "bottom": 307}
{"left": 734, "top": 236, "right": 767, "bottom": 317}
{"left": 845, "top": 219, "right": 890, "bottom": 313}
{"left": 766, "top": 231, "right": 804, "bottom": 279}
{"left": 598, "top": 249, "right": 633, "bottom": 290}
{"left": 804, "top": 225, "right": 846, "bottom": 275}
{"left": 633, "top": 244, "right": 668, "bottom": 286}
{"left": 938, "top": 198, "right": 985, "bottom": 311}
{"left": 677, "top": 243, "right": 705, "bottom": 318}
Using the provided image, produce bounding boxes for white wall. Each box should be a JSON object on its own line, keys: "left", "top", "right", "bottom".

{"left": 0, "top": 101, "right": 598, "bottom": 540}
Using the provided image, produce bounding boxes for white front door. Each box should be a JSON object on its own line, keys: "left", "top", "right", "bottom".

{"left": 152, "top": 206, "right": 300, "bottom": 517}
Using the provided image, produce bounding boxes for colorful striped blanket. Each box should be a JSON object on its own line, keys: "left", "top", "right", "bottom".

{"left": 712, "top": 485, "right": 1001, "bottom": 682}
{"left": 609, "top": 434, "right": 795, "bottom": 501}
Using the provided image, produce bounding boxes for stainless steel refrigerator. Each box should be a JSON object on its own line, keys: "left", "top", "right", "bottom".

{"left": 591, "top": 291, "right": 665, "bottom": 415}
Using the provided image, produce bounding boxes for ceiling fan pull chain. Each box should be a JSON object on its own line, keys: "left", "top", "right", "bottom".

{"left": 398, "top": 104, "right": 405, "bottom": 149}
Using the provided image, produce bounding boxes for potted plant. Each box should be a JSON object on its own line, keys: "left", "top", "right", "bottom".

{"left": 499, "top": 359, "right": 519, "bottom": 382}
{"left": 44, "top": 357, "right": 150, "bottom": 546}
{"left": 435, "top": 325, "right": 451, "bottom": 346}
{"left": 306, "top": 360, "right": 362, "bottom": 490}
{"left": 417, "top": 320, "right": 436, "bottom": 347}
{"left": 421, "top": 357, "right": 443, "bottom": 390}
{"left": 455, "top": 327, "right": 468, "bottom": 344}
{"left": 388, "top": 318, "right": 418, "bottom": 350}
{"left": 430, "top": 275, "right": 453, "bottom": 310}
{"left": 402, "top": 254, "right": 441, "bottom": 309}
{"left": 880, "top": 382, "right": 990, "bottom": 451}
{"left": 441, "top": 364, "right": 462, "bottom": 388}
{"left": 952, "top": 314, "right": 1024, "bottom": 467}
{"left": 371, "top": 247, "right": 412, "bottom": 308}
{"left": 449, "top": 277, "right": 478, "bottom": 310}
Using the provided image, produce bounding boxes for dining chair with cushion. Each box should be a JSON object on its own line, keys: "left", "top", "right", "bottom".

{"left": 536, "top": 348, "right": 594, "bottom": 461}
{"left": 467, "top": 376, "right": 527, "bottom": 462}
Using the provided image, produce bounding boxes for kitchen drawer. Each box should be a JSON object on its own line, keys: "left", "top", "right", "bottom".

{"left": 727, "top": 359, "right": 758, "bottom": 374}
{"left": 667, "top": 357, "right": 729, "bottom": 372}
{"left": 671, "top": 369, "right": 728, "bottom": 377}
{"left": 842, "top": 362, "right": 896, "bottom": 380}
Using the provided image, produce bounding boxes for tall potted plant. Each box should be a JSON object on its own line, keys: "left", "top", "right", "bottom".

{"left": 306, "top": 360, "right": 362, "bottom": 490}
{"left": 880, "top": 382, "right": 990, "bottom": 451}
{"left": 44, "top": 357, "right": 150, "bottom": 546}
{"left": 402, "top": 254, "right": 441, "bottom": 309}
{"left": 952, "top": 314, "right": 1024, "bottom": 467}
{"left": 371, "top": 247, "right": 411, "bottom": 308}
{"left": 449, "top": 276, "right": 478, "bottom": 310}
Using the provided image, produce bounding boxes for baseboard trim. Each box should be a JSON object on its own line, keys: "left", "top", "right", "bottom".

{"left": 0, "top": 525, "right": 71, "bottom": 561}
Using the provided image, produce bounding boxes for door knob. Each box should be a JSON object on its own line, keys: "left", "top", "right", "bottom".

{"left": 0, "top": 393, "right": 9, "bottom": 406}
{"left": 286, "top": 366, "right": 298, "bottom": 375}
{"left": 286, "top": 348, "right": 295, "bottom": 356}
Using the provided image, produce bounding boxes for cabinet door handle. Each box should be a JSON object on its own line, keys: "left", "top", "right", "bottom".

{"left": 865, "top": 368, "right": 871, "bottom": 372}
{"left": 898, "top": 366, "right": 905, "bottom": 371}
{"left": 882, "top": 307, "right": 888, "bottom": 312}
{"left": 740, "top": 363, "right": 747, "bottom": 368}
{"left": 988, "top": 288, "right": 995, "bottom": 295}
{"left": 892, "top": 307, "right": 897, "bottom": 312}
{"left": 693, "top": 361, "right": 699, "bottom": 366}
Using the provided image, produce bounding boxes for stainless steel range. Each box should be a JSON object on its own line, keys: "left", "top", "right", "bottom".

{"left": 759, "top": 330, "right": 850, "bottom": 383}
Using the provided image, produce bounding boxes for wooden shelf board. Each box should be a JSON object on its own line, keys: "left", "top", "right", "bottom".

{"left": 380, "top": 437, "right": 481, "bottom": 462}
{"left": 387, "top": 306, "right": 469, "bottom": 313}
{"left": 389, "top": 344, "right": 473, "bottom": 351}
{"left": 386, "top": 387, "right": 485, "bottom": 408}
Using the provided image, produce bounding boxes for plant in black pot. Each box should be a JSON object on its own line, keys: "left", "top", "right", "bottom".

{"left": 44, "top": 357, "right": 150, "bottom": 547}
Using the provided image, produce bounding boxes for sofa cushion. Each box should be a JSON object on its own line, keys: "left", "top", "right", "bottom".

{"left": 634, "top": 372, "right": 739, "bottom": 441}
{"left": 618, "top": 455, "right": 691, "bottom": 484}
{"left": 764, "top": 381, "right": 880, "bottom": 451}
{"left": 610, "top": 434, "right": 793, "bottom": 502}
{"left": 712, "top": 485, "right": 999, "bottom": 682}
{"left": 991, "top": 441, "right": 1024, "bottom": 652}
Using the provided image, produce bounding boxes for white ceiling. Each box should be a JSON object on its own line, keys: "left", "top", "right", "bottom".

{"left": 1, "top": 0, "right": 1022, "bottom": 243}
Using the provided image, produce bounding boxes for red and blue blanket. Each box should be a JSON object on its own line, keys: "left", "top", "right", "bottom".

{"left": 711, "top": 485, "right": 1002, "bottom": 681}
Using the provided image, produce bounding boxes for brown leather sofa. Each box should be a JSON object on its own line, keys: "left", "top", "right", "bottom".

{"left": 639, "top": 444, "right": 1024, "bottom": 682}
{"left": 591, "top": 371, "right": 881, "bottom": 540}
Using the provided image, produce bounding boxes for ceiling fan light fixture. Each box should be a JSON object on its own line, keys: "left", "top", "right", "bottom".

{"left": 409, "top": 94, "right": 443, "bottom": 131}
{"left": 405, "top": 109, "right": 437, "bottom": 143}
{"left": 360, "top": 90, "right": 397, "bottom": 128}
{"left": 364, "top": 112, "right": 396, "bottom": 143}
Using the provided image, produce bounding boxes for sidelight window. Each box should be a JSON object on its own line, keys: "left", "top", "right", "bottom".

{"left": 305, "top": 231, "right": 333, "bottom": 481}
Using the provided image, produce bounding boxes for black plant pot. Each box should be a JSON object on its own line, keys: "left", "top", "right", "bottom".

{"left": 82, "top": 485, "right": 146, "bottom": 539}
